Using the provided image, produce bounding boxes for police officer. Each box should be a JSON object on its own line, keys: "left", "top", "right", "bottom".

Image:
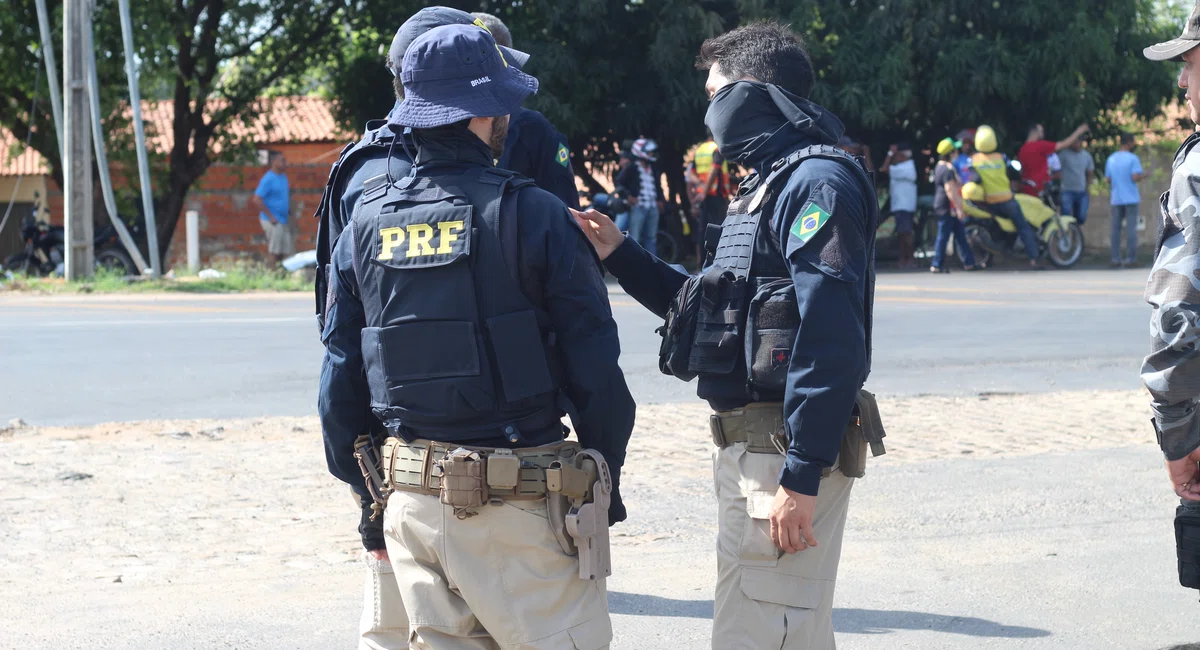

{"left": 574, "top": 22, "right": 878, "bottom": 649}
{"left": 1142, "top": 2, "right": 1200, "bottom": 503}
{"left": 319, "top": 23, "right": 634, "bottom": 649}
{"left": 315, "top": 9, "right": 581, "bottom": 336}
{"left": 471, "top": 12, "right": 581, "bottom": 211}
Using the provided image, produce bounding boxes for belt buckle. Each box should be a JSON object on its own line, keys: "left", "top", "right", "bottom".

{"left": 709, "top": 414, "right": 727, "bottom": 447}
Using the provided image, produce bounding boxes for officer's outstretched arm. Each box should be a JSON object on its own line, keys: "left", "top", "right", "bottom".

{"left": 543, "top": 208, "right": 637, "bottom": 525}
{"left": 776, "top": 178, "right": 871, "bottom": 498}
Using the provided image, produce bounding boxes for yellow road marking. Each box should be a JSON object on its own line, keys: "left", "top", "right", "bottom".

{"left": 877, "top": 296, "right": 1000, "bottom": 306}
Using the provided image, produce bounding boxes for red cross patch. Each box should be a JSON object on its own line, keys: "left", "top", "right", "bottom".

{"left": 770, "top": 348, "right": 791, "bottom": 370}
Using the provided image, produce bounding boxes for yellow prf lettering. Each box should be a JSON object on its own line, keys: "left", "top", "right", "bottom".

{"left": 436, "top": 220, "right": 465, "bottom": 254}
{"left": 405, "top": 223, "right": 435, "bottom": 258}
{"left": 377, "top": 227, "right": 406, "bottom": 261}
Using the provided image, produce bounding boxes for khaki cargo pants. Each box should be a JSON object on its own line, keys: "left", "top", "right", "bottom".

{"left": 383, "top": 491, "right": 612, "bottom": 650}
{"left": 359, "top": 551, "right": 410, "bottom": 650}
{"left": 712, "top": 443, "right": 854, "bottom": 649}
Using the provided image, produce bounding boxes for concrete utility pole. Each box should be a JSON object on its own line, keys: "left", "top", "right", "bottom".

{"left": 63, "top": 0, "right": 93, "bottom": 279}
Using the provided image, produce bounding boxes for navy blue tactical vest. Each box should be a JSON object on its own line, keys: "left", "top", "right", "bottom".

{"left": 689, "top": 145, "right": 877, "bottom": 402}
{"left": 348, "top": 166, "right": 566, "bottom": 445}
{"left": 314, "top": 121, "right": 402, "bottom": 332}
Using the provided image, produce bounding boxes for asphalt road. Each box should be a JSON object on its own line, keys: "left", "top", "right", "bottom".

{"left": 0, "top": 268, "right": 1151, "bottom": 426}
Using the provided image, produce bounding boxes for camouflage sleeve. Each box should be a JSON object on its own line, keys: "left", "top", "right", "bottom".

{"left": 1143, "top": 169, "right": 1200, "bottom": 460}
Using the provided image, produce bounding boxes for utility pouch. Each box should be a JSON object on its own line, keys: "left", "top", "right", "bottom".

{"left": 855, "top": 390, "right": 887, "bottom": 457}
{"left": 485, "top": 448, "right": 521, "bottom": 492}
{"left": 353, "top": 435, "right": 390, "bottom": 521}
{"left": 745, "top": 278, "right": 799, "bottom": 400}
{"left": 839, "top": 418, "right": 868, "bottom": 479}
{"left": 564, "top": 450, "right": 612, "bottom": 580}
{"left": 437, "top": 448, "right": 488, "bottom": 517}
{"left": 1176, "top": 499, "right": 1200, "bottom": 590}
{"left": 657, "top": 273, "right": 704, "bottom": 382}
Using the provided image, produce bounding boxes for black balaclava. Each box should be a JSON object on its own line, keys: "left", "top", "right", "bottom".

{"left": 704, "top": 80, "right": 843, "bottom": 171}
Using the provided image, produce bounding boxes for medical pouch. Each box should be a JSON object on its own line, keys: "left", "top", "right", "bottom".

{"left": 745, "top": 278, "right": 800, "bottom": 400}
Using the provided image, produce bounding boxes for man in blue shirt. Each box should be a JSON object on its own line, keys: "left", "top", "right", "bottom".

{"left": 253, "top": 151, "right": 292, "bottom": 263}
{"left": 1105, "top": 133, "right": 1146, "bottom": 267}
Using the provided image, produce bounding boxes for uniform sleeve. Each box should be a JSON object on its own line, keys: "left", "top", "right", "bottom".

{"left": 603, "top": 236, "right": 689, "bottom": 319}
{"left": 317, "top": 226, "right": 375, "bottom": 499}
{"left": 1143, "top": 166, "right": 1200, "bottom": 460}
{"left": 532, "top": 124, "right": 582, "bottom": 210}
{"left": 522, "top": 191, "right": 637, "bottom": 523}
{"left": 775, "top": 171, "right": 872, "bottom": 496}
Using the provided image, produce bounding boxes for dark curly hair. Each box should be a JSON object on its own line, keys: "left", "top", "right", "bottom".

{"left": 696, "top": 21, "right": 815, "bottom": 99}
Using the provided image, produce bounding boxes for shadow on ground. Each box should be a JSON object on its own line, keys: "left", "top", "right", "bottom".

{"left": 834, "top": 608, "right": 1050, "bottom": 638}
{"left": 610, "top": 592, "right": 1050, "bottom": 639}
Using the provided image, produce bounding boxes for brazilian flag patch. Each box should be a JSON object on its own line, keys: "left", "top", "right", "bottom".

{"left": 556, "top": 143, "right": 570, "bottom": 168}
{"left": 789, "top": 202, "right": 831, "bottom": 247}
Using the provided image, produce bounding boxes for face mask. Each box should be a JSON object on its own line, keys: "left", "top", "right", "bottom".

{"left": 703, "top": 81, "right": 791, "bottom": 165}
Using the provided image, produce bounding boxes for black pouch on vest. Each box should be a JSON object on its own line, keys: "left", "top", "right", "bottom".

{"left": 657, "top": 274, "right": 704, "bottom": 381}
{"left": 688, "top": 266, "right": 743, "bottom": 376}
{"left": 745, "top": 277, "right": 799, "bottom": 399}
{"left": 1176, "top": 499, "right": 1200, "bottom": 589}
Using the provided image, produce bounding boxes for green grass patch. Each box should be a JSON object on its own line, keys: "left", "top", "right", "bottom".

{"left": 1, "top": 264, "right": 311, "bottom": 294}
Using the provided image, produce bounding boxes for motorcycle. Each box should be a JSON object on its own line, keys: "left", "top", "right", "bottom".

{"left": 960, "top": 164, "right": 1084, "bottom": 268}
{"left": 4, "top": 210, "right": 138, "bottom": 277}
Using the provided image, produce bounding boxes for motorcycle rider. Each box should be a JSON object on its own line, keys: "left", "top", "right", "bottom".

{"left": 970, "top": 125, "right": 1043, "bottom": 268}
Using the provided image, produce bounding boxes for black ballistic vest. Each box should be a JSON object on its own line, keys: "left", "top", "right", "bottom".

{"left": 673, "top": 145, "right": 876, "bottom": 403}
{"left": 349, "top": 166, "right": 565, "bottom": 445}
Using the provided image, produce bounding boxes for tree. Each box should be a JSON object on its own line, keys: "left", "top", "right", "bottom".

{"left": 742, "top": 0, "right": 1182, "bottom": 165}
{"left": 0, "top": 0, "right": 350, "bottom": 259}
{"left": 326, "top": 0, "right": 733, "bottom": 216}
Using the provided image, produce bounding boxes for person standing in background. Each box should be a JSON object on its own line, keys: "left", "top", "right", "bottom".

{"left": 1058, "top": 137, "right": 1095, "bottom": 225}
{"left": 1105, "top": 133, "right": 1146, "bottom": 268}
{"left": 953, "top": 129, "right": 976, "bottom": 184}
{"left": 615, "top": 138, "right": 665, "bottom": 255}
{"left": 253, "top": 151, "right": 293, "bottom": 264}
{"left": 692, "top": 137, "right": 731, "bottom": 260}
{"left": 1017, "top": 122, "right": 1089, "bottom": 196}
{"left": 881, "top": 142, "right": 918, "bottom": 269}
{"left": 930, "top": 137, "right": 980, "bottom": 273}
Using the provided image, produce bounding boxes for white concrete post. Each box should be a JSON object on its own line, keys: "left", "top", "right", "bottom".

{"left": 186, "top": 210, "right": 200, "bottom": 273}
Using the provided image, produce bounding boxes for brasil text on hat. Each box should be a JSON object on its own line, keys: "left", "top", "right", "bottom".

{"left": 387, "top": 6, "right": 530, "bottom": 77}
{"left": 1145, "top": 1, "right": 1200, "bottom": 61}
{"left": 392, "top": 23, "right": 539, "bottom": 130}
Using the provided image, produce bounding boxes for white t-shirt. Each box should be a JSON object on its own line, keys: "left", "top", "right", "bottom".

{"left": 889, "top": 159, "right": 918, "bottom": 212}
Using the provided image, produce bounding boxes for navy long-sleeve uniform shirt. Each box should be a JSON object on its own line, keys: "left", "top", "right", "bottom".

{"left": 499, "top": 108, "right": 581, "bottom": 210}
{"left": 319, "top": 135, "right": 636, "bottom": 520}
{"left": 604, "top": 138, "right": 872, "bottom": 497}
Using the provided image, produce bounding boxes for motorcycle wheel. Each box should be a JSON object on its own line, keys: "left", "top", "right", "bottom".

{"left": 4, "top": 252, "right": 37, "bottom": 276}
{"left": 656, "top": 229, "right": 681, "bottom": 265}
{"left": 1046, "top": 223, "right": 1084, "bottom": 268}
{"left": 964, "top": 224, "right": 995, "bottom": 268}
{"left": 95, "top": 247, "right": 136, "bottom": 276}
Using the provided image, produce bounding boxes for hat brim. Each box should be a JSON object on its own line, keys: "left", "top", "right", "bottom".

{"left": 391, "top": 67, "right": 539, "bottom": 129}
{"left": 499, "top": 45, "right": 530, "bottom": 70}
{"left": 1145, "top": 37, "right": 1200, "bottom": 61}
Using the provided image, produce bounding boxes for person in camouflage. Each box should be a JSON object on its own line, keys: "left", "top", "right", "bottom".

{"left": 1142, "top": 2, "right": 1200, "bottom": 501}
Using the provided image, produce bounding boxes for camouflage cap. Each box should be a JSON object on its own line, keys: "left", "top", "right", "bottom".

{"left": 1145, "top": 1, "right": 1200, "bottom": 61}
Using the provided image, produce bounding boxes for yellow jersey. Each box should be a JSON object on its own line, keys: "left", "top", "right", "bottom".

{"left": 970, "top": 152, "right": 1013, "bottom": 203}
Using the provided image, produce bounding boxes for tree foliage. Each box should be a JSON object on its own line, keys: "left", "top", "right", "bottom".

{"left": 0, "top": 0, "right": 349, "bottom": 258}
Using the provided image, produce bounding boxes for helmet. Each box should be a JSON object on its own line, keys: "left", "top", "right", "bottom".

{"left": 961, "top": 181, "right": 986, "bottom": 203}
{"left": 631, "top": 138, "right": 658, "bottom": 162}
{"left": 936, "top": 137, "right": 958, "bottom": 156}
{"left": 975, "top": 125, "right": 998, "bottom": 154}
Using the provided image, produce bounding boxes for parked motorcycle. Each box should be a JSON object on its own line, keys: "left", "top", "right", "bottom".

{"left": 4, "top": 211, "right": 138, "bottom": 277}
{"left": 960, "top": 178, "right": 1084, "bottom": 269}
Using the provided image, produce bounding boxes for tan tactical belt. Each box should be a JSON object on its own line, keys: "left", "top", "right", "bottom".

{"left": 381, "top": 437, "right": 580, "bottom": 501}
{"left": 710, "top": 402, "right": 789, "bottom": 454}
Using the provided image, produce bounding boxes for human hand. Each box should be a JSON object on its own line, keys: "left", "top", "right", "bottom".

{"left": 769, "top": 485, "right": 818, "bottom": 553}
{"left": 268, "top": 215, "right": 279, "bottom": 225}
{"left": 570, "top": 208, "right": 625, "bottom": 260}
{"left": 367, "top": 548, "right": 390, "bottom": 562}
{"left": 889, "top": 144, "right": 898, "bottom": 154}
{"left": 1167, "top": 447, "right": 1200, "bottom": 501}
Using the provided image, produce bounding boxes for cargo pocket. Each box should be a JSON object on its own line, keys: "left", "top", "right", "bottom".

{"left": 739, "top": 568, "right": 824, "bottom": 609}
{"left": 565, "top": 615, "right": 612, "bottom": 650}
{"left": 740, "top": 491, "right": 782, "bottom": 567}
{"left": 359, "top": 552, "right": 409, "bottom": 642}
{"left": 486, "top": 309, "right": 555, "bottom": 404}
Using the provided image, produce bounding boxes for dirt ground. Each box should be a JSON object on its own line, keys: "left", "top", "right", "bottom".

{"left": 0, "top": 390, "right": 1156, "bottom": 597}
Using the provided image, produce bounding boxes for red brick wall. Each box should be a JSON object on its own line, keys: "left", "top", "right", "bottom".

{"left": 43, "top": 140, "right": 348, "bottom": 267}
